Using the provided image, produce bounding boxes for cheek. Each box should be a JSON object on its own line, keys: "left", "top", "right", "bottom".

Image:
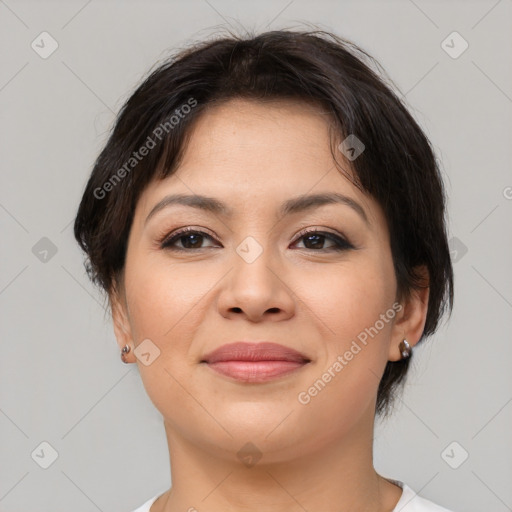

{"left": 125, "top": 253, "right": 213, "bottom": 340}
{"left": 293, "top": 276, "right": 395, "bottom": 436}
{"left": 298, "top": 252, "right": 396, "bottom": 404}
{"left": 301, "top": 255, "right": 395, "bottom": 343}
{"left": 123, "top": 257, "right": 211, "bottom": 416}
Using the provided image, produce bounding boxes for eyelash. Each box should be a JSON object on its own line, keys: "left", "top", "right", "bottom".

{"left": 158, "top": 226, "right": 354, "bottom": 252}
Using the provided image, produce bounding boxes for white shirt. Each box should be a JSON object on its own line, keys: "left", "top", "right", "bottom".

{"left": 130, "top": 480, "right": 455, "bottom": 511}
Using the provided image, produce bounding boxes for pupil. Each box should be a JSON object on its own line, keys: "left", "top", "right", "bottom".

{"left": 305, "top": 234, "right": 323, "bottom": 249}
{"left": 178, "top": 233, "right": 328, "bottom": 249}
{"left": 183, "top": 234, "right": 201, "bottom": 248}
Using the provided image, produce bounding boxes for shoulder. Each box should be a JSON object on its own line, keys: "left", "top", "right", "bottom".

{"left": 392, "top": 481, "right": 456, "bottom": 512}
{"left": 129, "top": 494, "right": 160, "bottom": 512}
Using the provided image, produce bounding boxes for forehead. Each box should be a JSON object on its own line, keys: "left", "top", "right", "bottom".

{"left": 183, "top": 97, "right": 335, "bottom": 160}
{"left": 146, "top": 99, "right": 346, "bottom": 193}
{"left": 135, "top": 98, "right": 383, "bottom": 230}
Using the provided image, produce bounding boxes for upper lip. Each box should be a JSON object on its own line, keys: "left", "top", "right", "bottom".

{"left": 202, "top": 342, "right": 310, "bottom": 364}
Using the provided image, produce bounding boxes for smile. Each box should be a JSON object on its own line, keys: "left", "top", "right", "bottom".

{"left": 205, "top": 360, "right": 309, "bottom": 383}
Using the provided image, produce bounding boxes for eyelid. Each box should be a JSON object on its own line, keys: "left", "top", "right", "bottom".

{"left": 293, "top": 225, "right": 346, "bottom": 241}
{"left": 157, "top": 225, "right": 344, "bottom": 244}
{"left": 291, "top": 227, "right": 354, "bottom": 250}
{"left": 158, "top": 224, "right": 354, "bottom": 252}
{"left": 158, "top": 225, "right": 218, "bottom": 246}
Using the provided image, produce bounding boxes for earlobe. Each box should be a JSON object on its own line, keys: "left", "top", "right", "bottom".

{"left": 110, "top": 291, "right": 136, "bottom": 363}
{"left": 388, "top": 266, "right": 430, "bottom": 362}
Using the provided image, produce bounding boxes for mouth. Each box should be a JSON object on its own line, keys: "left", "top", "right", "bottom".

{"left": 201, "top": 341, "right": 311, "bottom": 383}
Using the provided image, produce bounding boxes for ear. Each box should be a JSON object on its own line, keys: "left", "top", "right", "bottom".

{"left": 388, "top": 265, "right": 430, "bottom": 362}
{"left": 110, "top": 284, "right": 136, "bottom": 363}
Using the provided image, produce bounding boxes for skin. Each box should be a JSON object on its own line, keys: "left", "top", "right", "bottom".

{"left": 111, "top": 98, "right": 429, "bottom": 512}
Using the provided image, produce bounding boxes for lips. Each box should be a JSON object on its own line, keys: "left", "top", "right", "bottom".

{"left": 202, "top": 341, "right": 310, "bottom": 364}
{"left": 201, "top": 342, "right": 311, "bottom": 383}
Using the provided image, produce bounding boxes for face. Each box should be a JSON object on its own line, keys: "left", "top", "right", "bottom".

{"left": 112, "top": 98, "right": 427, "bottom": 464}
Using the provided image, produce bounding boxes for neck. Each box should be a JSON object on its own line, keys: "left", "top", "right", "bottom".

{"left": 153, "top": 407, "right": 402, "bottom": 512}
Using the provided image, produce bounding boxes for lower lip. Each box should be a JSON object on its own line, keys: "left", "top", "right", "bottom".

{"left": 205, "top": 360, "right": 308, "bottom": 382}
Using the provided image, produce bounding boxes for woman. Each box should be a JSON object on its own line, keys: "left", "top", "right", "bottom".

{"left": 74, "top": 29, "right": 455, "bottom": 512}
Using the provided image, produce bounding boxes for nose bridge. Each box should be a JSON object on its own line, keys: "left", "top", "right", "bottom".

{"left": 235, "top": 234, "right": 267, "bottom": 266}
{"left": 230, "top": 205, "right": 278, "bottom": 266}
{"left": 217, "top": 231, "right": 295, "bottom": 321}
{"left": 232, "top": 233, "right": 278, "bottom": 289}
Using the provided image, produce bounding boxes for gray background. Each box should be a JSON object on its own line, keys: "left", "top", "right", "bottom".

{"left": 1, "top": 0, "right": 511, "bottom": 511}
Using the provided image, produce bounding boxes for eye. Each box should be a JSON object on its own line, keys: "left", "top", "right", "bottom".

{"left": 159, "top": 227, "right": 354, "bottom": 252}
{"left": 291, "top": 228, "right": 354, "bottom": 251}
{"left": 160, "top": 227, "right": 219, "bottom": 251}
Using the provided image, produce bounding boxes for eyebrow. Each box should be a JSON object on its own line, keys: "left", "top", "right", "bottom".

{"left": 144, "top": 192, "right": 370, "bottom": 227}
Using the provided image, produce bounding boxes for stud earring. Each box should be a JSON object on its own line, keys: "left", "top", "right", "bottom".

{"left": 121, "top": 344, "right": 131, "bottom": 363}
{"left": 399, "top": 339, "right": 412, "bottom": 359}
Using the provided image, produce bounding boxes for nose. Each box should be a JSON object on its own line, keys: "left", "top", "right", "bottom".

{"left": 216, "top": 238, "right": 296, "bottom": 323}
